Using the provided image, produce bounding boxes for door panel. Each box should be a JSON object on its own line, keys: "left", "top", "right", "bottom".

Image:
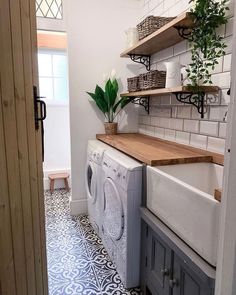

{"left": 172, "top": 254, "right": 213, "bottom": 295}
{"left": 140, "top": 219, "right": 215, "bottom": 295}
{"left": 0, "top": 74, "right": 17, "bottom": 295}
{"left": 180, "top": 272, "right": 201, "bottom": 295}
{"left": 0, "top": 0, "right": 48, "bottom": 294}
{"left": 147, "top": 229, "right": 172, "bottom": 295}
{"left": 140, "top": 222, "right": 148, "bottom": 294}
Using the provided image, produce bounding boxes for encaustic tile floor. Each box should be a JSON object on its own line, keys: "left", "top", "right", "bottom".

{"left": 45, "top": 189, "right": 141, "bottom": 295}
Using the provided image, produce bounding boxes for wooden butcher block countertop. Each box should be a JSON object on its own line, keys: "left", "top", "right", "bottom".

{"left": 96, "top": 133, "right": 224, "bottom": 166}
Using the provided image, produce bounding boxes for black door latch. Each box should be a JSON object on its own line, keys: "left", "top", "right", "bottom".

{"left": 33, "top": 85, "right": 47, "bottom": 161}
{"left": 33, "top": 85, "right": 46, "bottom": 130}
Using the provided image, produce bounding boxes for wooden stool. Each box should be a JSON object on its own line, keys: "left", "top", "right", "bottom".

{"left": 48, "top": 172, "right": 70, "bottom": 194}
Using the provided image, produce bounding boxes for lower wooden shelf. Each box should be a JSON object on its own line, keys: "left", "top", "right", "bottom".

{"left": 121, "top": 86, "right": 220, "bottom": 118}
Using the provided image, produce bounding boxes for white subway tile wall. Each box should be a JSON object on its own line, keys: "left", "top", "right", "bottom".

{"left": 176, "top": 131, "right": 190, "bottom": 145}
{"left": 207, "top": 137, "right": 225, "bottom": 154}
{"left": 138, "top": 0, "right": 233, "bottom": 154}
{"left": 219, "top": 123, "right": 227, "bottom": 138}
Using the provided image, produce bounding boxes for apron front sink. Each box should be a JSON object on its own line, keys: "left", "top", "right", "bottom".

{"left": 147, "top": 162, "right": 223, "bottom": 266}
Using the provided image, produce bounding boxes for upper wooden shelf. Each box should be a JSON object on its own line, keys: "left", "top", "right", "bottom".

{"left": 120, "top": 86, "right": 220, "bottom": 97}
{"left": 120, "top": 12, "right": 194, "bottom": 58}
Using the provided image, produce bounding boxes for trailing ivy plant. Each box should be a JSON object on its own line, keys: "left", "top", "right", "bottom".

{"left": 186, "top": 0, "right": 229, "bottom": 90}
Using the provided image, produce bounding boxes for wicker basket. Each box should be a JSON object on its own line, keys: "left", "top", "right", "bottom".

{"left": 137, "top": 16, "right": 175, "bottom": 40}
{"left": 127, "top": 76, "right": 140, "bottom": 92}
{"left": 139, "top": 70, "right": 166, "bottom": 90}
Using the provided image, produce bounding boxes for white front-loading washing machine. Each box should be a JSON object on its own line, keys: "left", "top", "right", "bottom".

{"left": 86, "top": 140, "right": 114, "bottom": 236}
{"left": 101, "top": 149, "right": 143, "bottom": 288}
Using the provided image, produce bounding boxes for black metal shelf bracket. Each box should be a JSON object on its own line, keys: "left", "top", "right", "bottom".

{"left": 128, "top": 54, "right": 151, "bottom": 71}
{"left": 174, "top": 92, "right": 206, "bottom": 118}
{"left": 174, "top": 26, "right": 192, "bottom": 40}
{"left": 131, "top": 96, "right": 150, "bottom": 114}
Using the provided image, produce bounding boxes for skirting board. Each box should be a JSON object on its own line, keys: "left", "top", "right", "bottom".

{"left": 70, "top": 199, "right": 88, "bottom": 216}
{"left": 44, "top": 169, "right": 71, "bottom": 190}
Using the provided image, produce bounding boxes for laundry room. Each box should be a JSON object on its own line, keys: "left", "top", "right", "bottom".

{"left": 0, "top": 0, "right": 235, "bottom": 295}
{"left": 38, "top": 0, "right": 235, "bottom": 294}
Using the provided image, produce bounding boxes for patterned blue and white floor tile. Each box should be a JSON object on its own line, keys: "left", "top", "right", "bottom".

{"left": 45, "top": 189, "right": 141, "bottom": 295}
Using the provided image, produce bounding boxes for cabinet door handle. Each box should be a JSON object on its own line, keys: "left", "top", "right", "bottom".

{"left": 161, "top": 268, "right": 170, "bottom": 276}
{"left": 169, "top": 278, "right": 179, "bottom": 288}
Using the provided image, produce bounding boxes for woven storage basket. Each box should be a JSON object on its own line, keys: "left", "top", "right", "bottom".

{"left": 139, "top": 70, "right": 166, "bottom": 90}
{"left": 127, "top": 76, "right": 140, "bottom": 92}
{"left": 137, "top": 16, "right": 175, "bottom": 40}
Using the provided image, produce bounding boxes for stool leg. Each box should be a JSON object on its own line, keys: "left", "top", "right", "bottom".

{"left": 64, "top": 178, "right": 69, "bottom": 192}
{"left": 50, "top": 179, "right": 55, "bottom": 195}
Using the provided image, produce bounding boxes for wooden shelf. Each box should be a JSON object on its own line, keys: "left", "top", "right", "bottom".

{"left": 120, "top": 86, "right": 219, "bottom": 97}
{"left": 120, "top": 12, "right": 221, "bottom": 119}
{"left": 120, "top": 12, "right": 194, "bottom": 58}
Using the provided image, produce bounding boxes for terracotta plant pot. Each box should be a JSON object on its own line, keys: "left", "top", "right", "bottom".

{"left": 104, "top": 122, "right": 118, "bottom": 135}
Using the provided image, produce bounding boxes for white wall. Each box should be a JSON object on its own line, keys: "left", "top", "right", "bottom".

{"left": 43, "top": 105, "right": 71, "bottom": 189}
{"left": 65, "top": 0, "right": 142, "bottom": 214}
{"left": 138, "top": 0, "right": 234, "bottom": 154}
{"left": 215, "top": 6, "right": 236, "bottom": 294}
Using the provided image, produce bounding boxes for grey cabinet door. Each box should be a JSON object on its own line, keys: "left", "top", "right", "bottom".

{"left": 146, "top": 229, "right": 172, "bottom": 295}
{"left": 140, "top": 217, "right": 215, "bottom": 295}
{"left": 140, "top": 222, "right": 149, "bottom": 294}
{"left": 171, "top": 254, "right": 214, "bottom": 295}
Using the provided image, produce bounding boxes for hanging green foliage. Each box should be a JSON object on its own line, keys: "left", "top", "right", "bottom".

{"left": 186, "top": 0, "right": 229, "bottom": 89}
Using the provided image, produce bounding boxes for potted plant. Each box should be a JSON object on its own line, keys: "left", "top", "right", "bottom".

{"left": 186, "top": 0, "right": 229, "bottom": 90}
{"left": 87, "top": 73, "right": 132, "bottom": 135}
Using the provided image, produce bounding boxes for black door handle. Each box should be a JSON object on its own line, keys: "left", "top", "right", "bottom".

{"left": 33, "top": 86, "right": 47, "bottom": 162}
{"left": 169, "top": 278, "right": 179, "bottom": 288}
{"left": 38, "top": 100, "right": 47, "bottom": 121}
{"left": 33, "top": 85, "right": 46, "bottom": 129}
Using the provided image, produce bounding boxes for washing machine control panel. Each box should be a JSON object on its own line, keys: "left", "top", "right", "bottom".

{"left": 93, "top": 152, "right": 100, "bottom": 161}
{"left": 102, "top": 156, "right": 129, "bottom": 189}
{"left": 87, "top": 149, "right": 104, "bottom": 164}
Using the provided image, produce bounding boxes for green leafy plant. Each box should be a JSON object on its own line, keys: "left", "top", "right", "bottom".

{"left": 186, "top": 0, "right": 229, "bottom": 89}
{"left": 87, "top": 78, "right": 133, "bottom": 123}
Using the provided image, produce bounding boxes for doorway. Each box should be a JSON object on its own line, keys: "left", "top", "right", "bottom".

{"left": 37, "top": 30, "right": 71, "bottom": 191}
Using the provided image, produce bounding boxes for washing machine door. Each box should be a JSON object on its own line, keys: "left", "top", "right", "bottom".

{"left": 103, "top": 177, "right": 124, "bottom": 241}
{"left": 86, "top": 161, "right": 97, "bottom": 204}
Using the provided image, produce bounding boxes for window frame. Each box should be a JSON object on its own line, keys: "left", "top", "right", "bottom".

{"left": 36, "top": 0, "right": 63, "bottom": 20}
{"left": 38, "top": 48, "right": 69, "bottom": 106}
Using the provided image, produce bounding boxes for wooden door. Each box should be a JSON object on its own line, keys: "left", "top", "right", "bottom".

{"left": 0, "top": 0, "right": 48, "bottom": 295}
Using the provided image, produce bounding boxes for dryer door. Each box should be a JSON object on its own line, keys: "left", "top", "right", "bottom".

{"left": 86, "top": 161, "right": 97, "bottom": 204}
{"left": 103, "top": 177, "right": 124, "bottom": 241}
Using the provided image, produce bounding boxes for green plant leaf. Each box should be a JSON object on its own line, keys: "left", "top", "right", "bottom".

{"left": 186, "top": 0, "right": 228, "bottom": 87}
{"left": 87, "top": 91, "right": 96, "bottom": 101}
{"left": 113, "top": 96, "right": 133, "bottom": 113}
{"left": 104, "top": 79, "right": 117, "bottom": 109}
{"left": 120, "top": 97, "right": 134, "bottom": 109}
{"left": 112, "top": 79, "right": 119, "bottom": 94}
{"left": 87, "top": 88, "right": 108, "bottom": 115}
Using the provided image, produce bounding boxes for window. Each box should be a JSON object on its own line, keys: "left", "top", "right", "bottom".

{"left": 36, "top": 0, "right": 63, "bottom": 19}
{"left": 38, "top": 50, "right": 69, "bottom": 104}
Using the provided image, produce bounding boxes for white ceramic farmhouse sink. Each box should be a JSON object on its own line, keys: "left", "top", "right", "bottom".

{"left": 147, "top": 162, "right": 223, "bottom": 266}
